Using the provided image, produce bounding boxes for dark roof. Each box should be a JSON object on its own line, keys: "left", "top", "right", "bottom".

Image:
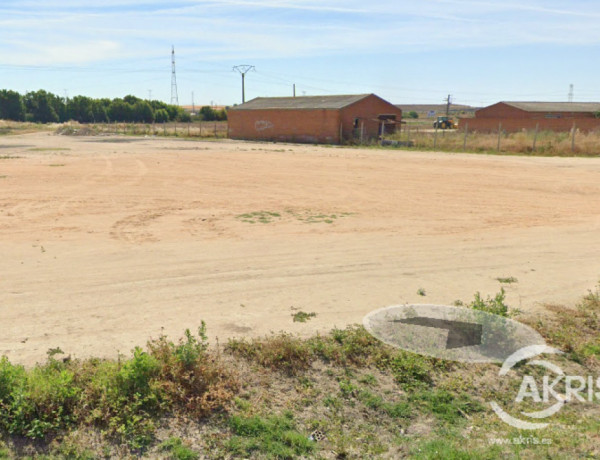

{"left": 396, "top": 104, "right": 476, "bottom": 112}
{"left": 501, "top": 101, "right": 600, "bottom": 113}
{"left": 230, "top": 94, "right": 374, "bottom": 110}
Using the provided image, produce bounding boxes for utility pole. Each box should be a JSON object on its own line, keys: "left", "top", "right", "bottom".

{"left": 171, "top": 45, "right": 179, "bottom": 105}
{"left": 192, "top": 91, "right": 195, "bottom": 114}
{"left": 233, "top": 65, "right": 255, "bottom": 104}
{"left": 568, "top": 84, "right": 574, "bottom": 103}
{"left": 293, "top": 84, "right": 296, "bottom": 97}
{"left": 148, "top": 89, "right": 152, "bottom": 101}
{"left": 445, "top": 94, "right": 452, "bottom": 117}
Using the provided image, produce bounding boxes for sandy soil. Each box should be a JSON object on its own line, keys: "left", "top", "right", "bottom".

{"left": 1, "top": 132, "right": 600, "bottom": 365}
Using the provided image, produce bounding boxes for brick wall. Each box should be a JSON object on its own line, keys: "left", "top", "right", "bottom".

{"left": 228, "top": 108, "right": 341, "bottom": 144}
{"left": 339, "top": 96, "right": 403, "bottom": 142}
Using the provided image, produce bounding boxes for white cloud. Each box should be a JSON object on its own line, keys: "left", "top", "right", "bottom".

{"left": 0, "top": 0, "right": 599, "bottom": 66}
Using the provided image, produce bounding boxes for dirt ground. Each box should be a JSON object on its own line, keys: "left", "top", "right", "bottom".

{"left": 1, "top": 132, "right": 600, "bottom": 365}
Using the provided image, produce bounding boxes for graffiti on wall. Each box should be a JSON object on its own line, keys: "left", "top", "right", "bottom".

{"left": 254, "top": 120, "right": 274, "bottom": 131}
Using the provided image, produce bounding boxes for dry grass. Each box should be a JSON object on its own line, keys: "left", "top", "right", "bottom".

{"left": 390, "top": 128, "right": 600, "bottom": 156}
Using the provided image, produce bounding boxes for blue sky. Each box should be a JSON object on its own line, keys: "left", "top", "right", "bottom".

{"left": 1, "top": 0, "right": 599, "bottom": 107}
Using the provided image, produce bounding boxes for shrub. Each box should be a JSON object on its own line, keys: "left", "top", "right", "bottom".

{"left": 226, "top": 333, "right": 313, "bottom": 375}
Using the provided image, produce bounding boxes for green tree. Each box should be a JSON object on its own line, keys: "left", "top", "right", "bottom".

{"left": 133, "top": 101, "right": 155, "bottom": 123}
{"left": 199, "top": 106, "right": 217, "bottom": 121}
{"left": 108, "top": 99, "right": 133, "bottom": 122}
{"left": 0, "top": 90, "right": 25, "bottom": 121}
{"left": 154, "top": 109, "right": 169, "bottom": 123}
{"left": 24, "top": 90, "right": 61, "bottom": 123}
{"left": 68, "top": 95, "right": 95, "bottom": 122}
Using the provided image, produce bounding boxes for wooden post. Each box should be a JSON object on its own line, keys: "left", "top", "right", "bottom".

{"left": 163, "top": 123, "right": 166, "bottom": 136}
{"left": 380, "top": 121, "right": 386, "bottom": 146}
{"left": 571, "top": 123, "right": 576, "bottom": 152}
{"left": 187, "top": 123, "right": 190, "bottom": 136}
{"left": 360, "top": 121, "right": 364, "bottom": 144}
{"left": 532, "top": 123, "right": 539, "bottom": 151}
{"left": 339, "top": 123, "right": 343, "bottom": 144}
{"left": 497, "top": 123, "right": 502, "bottom": 151}
{"left": 214, "top": 122, "right": 218, "bottom": 138}
{"left": 463, "top": 122, "right": 469, "bottom": 150}
{"left": 433, "top": 124, "right": 438, "bottom": 149}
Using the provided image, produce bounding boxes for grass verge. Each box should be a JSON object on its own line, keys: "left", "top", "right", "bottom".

{"left": 0, "top": 287, "right": 598, "bottom": 458}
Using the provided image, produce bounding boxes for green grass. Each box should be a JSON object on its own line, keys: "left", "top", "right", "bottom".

{"left": 0, "top": 287, "right": 598, "bottom": 457}
{"left": 158, "top": 437, "right": 199, "bottom": 460}
{"left": 226, "top": 412, "right": 314, "bottom": 459}
{"left": 236, "top": 211, "right": 281, "bottom": 224}
{"left": 292, "top": 311, "right": 317, "bottom": 322}
{"left": 496, "top": 276, "right": 519, "bottom": 284}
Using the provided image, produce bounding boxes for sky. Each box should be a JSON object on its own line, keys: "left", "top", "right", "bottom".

{"left": 1, "top": 0, "right": 599, "bottom": 107}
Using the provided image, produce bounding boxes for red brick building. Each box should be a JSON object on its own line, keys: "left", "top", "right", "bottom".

{"left": 227, "top": 94, "right": 402, "bottom": 144}
{"left": 459, "top": 102, "right": 600, "bottom": 133}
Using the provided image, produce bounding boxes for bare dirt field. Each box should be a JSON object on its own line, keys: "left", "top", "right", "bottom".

{"left": 1, "top": 132, "right": 600, "bottom": 365}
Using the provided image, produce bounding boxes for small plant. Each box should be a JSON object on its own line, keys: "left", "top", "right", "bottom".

{"left": 417, "top": 288, "right": 426, "bottom": 296}
{"left": 496, "top": 276, "right": 518, "bottom": 284}
{"left": 468, "top": 288, "right": 511, "bottom": 317}
{"left": 159, "top": 437, "right": 199, "bottom": 460}
{"left": 292, "top": 311, "right": 317, "bottom": 323}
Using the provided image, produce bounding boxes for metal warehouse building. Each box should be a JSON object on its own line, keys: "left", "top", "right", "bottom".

{"left": 227, "top": 94, "right": 402, "bottom": 144}
{"left": 460, "top": 101, "right": 600, "bottom": 133}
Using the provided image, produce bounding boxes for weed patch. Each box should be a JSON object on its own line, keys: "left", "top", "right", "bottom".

{"left": 292, "top": 311, "right": 317, "bottom": 323}
{"left": 227, "top": 412, "right": 314, "bottom": 459}
{"left": 236, "top": 211, "right": 281, "bottom": 224}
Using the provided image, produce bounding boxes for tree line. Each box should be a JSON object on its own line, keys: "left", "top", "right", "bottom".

{"left": 0, "top": 89, "right": 227, "bottom": 124}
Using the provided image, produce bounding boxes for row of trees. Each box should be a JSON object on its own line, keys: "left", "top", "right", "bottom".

{"left": 0, "top": 89, "right": 227, "bottom": 124}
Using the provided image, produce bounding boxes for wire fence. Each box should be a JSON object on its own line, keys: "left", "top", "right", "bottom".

{"left": 57, "top": 121, "right": 229, "bottom": 139}
{"left": 386, "top": 122, "right": 600, "bottom": 156}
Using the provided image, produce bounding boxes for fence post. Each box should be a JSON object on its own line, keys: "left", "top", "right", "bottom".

{"left": 214, "top": 122, "right": 218, "bottom": 138}
{"left": 497, "top": 123, "right": 502, "bottom": 151}
{"left": 433, "top": 124, "right": 438, "bottom": 149}
{"left": 463, "top": 122, "right": 469, "bottom": 150}
{"left": 532, "top": 123, "right": 539, "bottom": 151}
{"left": 163, "top": 123, "right": 166, "bottom": 136}
{"left": 188, "top": 123, "right": 190, "bottom": 136}
{"left": 571, "top": 123, "right": 576, "bottom": 152}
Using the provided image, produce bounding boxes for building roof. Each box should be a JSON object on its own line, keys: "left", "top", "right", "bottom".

{"left": 230, "top": 94, "right": 374, "bottom": 110}
{"left": 396, "top": 104, "right": 476, "bottom": 113}
{"left": 501, "top": 101, "right": 600, "bottom": 113}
